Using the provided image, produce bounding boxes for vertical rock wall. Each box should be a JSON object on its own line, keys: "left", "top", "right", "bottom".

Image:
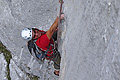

{"left": 1, "top": 0, "right": 120, "bottom": 80}
{"left": 60, "top": 0, "right": 120, "bottom": 80}
{"left": 0, "top": 0, "right": 59, "bottom": 80}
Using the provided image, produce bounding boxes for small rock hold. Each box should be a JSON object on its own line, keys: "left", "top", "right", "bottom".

{"left": 108, "top": 2, "right": 111, "bottom": 6}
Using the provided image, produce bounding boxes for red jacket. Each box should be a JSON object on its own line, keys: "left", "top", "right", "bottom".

{"left": 35, "top": 30, "right": 54, "bottom": 60}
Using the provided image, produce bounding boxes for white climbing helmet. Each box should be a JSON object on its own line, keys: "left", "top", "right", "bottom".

{"left": 21, "top": 28, "right": 32, "bottom": 40}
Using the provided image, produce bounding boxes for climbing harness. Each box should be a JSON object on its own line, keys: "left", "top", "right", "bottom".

{"left": 57, "top": 0, "right": 64, "bottom": 47}
{"left": 28, "top": 39, "right": 56, "bottom": 62}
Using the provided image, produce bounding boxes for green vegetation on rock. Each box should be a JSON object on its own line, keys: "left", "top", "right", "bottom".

{"left": 0, "top": 42, "right": 12, "bottom": 80}
{"left": 27, "top": 73, "right": 39, "bottom": 80}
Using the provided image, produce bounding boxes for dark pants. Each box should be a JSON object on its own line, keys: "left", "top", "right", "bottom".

{"left": 52, "top": 31, "right": 61, "bottom": 70}
{"left": 52, "top": 50, "right": 61, "bottom": 70}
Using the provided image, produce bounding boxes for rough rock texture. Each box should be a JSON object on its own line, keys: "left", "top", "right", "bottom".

{"left": 59, "top": 0, "right": 120, "bottom": 80}
{"left": 0, "top": 0, "right": 59, "bottom": 80}
{"left": 1, "top": 0, "right": 120, "bottom": 80}
{"left": 0, "top": 53, "right": 7, "bottom": 80}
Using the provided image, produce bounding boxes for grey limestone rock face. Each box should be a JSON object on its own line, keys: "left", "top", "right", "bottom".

{"left": 0, "top": 0, "right": 59, "bottom": 80}
{"left": 59, "top": 0, "right": 120, "bottom": 80}
{"left": 0, "top": 53, "right": 7, "bottom": 80}
{"left": 1, "top": 0, "right": 120, "bottom": 80}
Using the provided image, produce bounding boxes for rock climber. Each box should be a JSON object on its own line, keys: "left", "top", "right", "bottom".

{"left": 21, "top": 14, "right": 64, "bottom": 76}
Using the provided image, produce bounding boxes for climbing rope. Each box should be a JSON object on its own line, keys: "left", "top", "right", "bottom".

{"left": 57, "top": 0, "right": 64, "bottom": 47}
